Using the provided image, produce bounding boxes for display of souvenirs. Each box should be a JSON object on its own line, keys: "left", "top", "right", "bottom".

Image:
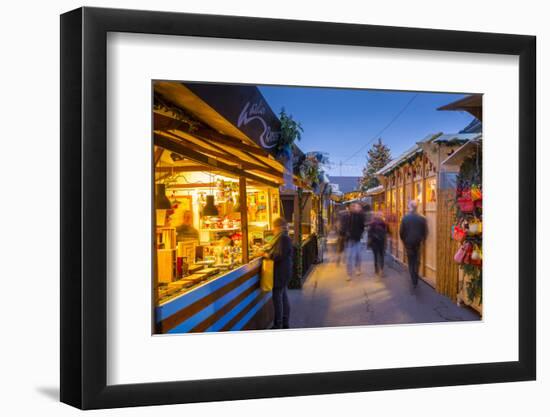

{"left": 247, "top": 191, "right": 268, "bottom": 223}
{"left": 155, "top": 168, "right": 280, "bottom": 305}
{"left": 200, "top": 216, "right": 241, "bottom": 230}
{"left": 453, "top": 152, "right": 482, "bottom": 305}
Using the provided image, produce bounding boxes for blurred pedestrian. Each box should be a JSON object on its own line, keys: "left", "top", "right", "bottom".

{"left": 335, "top": 207, "right": 349, "bottom": 266}
{"left": 399, "top": 200, "right": 428, "bottom": 289}
{"left": 367, "top": 212, "right": 388, "bottom": 277}
{"left": 345, "top": 202, "right": 366, "bottom": 280}
{"left": 264, "top": 217, "right": 293, "bottom": 329}
{"left": 363, "top": 203, "right": 373, "bottom": 224}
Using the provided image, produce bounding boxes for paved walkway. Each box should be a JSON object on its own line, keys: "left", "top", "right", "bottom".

{"left": 287, "top": 242, "right": 479, "bottom": 329}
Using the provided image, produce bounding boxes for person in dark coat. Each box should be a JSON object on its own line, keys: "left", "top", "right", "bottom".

{"left": 345, "top": 202, "right": 366, "bottom": 280}
{"left": 399, "top": 200, "right": 428, "bottom": 289}
{"left": 367, "top": 213, "right": 388, "bottom": 277}
{"left": 264, "top": 217, "right": 293, "bottom": 329}
{"left": 335, "top": 208, "right": 350, "bottom": 266}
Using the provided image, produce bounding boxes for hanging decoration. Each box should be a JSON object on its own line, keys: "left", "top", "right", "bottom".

{"left": 298, "top": 152, "right": 329, "bottom": 192}
{"left": 451, "top": 146, "right": 483, "bottom": 303}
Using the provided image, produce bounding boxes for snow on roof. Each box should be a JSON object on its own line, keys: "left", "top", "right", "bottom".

{"left": 433, "top": 133, "right": 480, "bottom": 143}
{"left": 365, "top": 185, "right": 384, "bottom": 195}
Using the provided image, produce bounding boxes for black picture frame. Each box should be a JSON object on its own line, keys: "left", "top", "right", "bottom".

{"left": 60, "top": 6, "right": 536, "bottom": 410}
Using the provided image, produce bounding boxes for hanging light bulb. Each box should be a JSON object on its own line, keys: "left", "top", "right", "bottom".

{"left": 155, "top": 183, "right": 172, "bottom": 210}
{"left": 202, "top": 171, "right": 219, "bottom": 216}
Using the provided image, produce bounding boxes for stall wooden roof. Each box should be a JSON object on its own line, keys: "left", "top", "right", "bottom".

{"left": 437, "top": 94, "right": 482, "bottom": 121}
{"left": 153, "top": 82, "right": 309, "bottom": 189}
{"left": 375, "top": 132, "right": 480, "bottom": 177}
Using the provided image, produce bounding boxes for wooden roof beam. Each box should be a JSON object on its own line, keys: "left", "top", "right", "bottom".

{"left": 153, "top": 110, "right": 271, "bottom": 158}
{"left": 156, "top": 131, "right": 283, "bottom": 180}
{"left": 154, "top": 134, "right": 281, "bottom": 189}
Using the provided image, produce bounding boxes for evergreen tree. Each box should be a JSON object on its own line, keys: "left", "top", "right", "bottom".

{"left": 360, "top": 138, "right": 392, "bottom": 191}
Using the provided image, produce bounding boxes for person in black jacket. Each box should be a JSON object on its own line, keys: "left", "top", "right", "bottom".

{"left": 345, "top": 202, "right": 366, "bottom": 280}
{"left": 264, "top": 217, "right": 293, "bottom": 329}
{"left": 399, "top": 200, "right": 428, "bottom": 289}
{"left": 335, "top": 208, "right": 350, "bottom": 266}
{"left": 367, "top": 213, "right": 388, "bottom": 277}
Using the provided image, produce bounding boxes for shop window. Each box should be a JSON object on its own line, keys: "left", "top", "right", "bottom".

{"left": 247, "top": 187, "right": 276, "bottom": 259}
{"left": 154, "top": 162, "right": 279, "bottom": 306}
{"left": 426, "top": 177, "right": 437, "bottom": 203}
{"left": 414, "top": 181, "right": 423, "bottom": 211}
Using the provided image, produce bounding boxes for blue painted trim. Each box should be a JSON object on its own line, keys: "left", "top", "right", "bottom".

{"left": 231, "top": 292, "right": 272, "bottom": 331}
{"left": 156, "top": 258, "right": 262, "bottom": 322}
{"left": 206, "top": 288, "right": 262, "bottom": 332}
{"left": 166, "top": 276, "right": 259, "bottom": 334}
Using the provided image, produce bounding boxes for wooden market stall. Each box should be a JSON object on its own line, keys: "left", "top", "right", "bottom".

{"left": 440, "top": 139, "right": 483, "bottom": 312}
{"left": 365, "top": 185, "right": 385, "bottom": 212}
{"left": 153, "top": 81, "right": 304, "bottom": 333}
{"left": 279, "top": 187, "right": 320, "bottom": 287}
{"left": 437, "top": 94, "right": 483, "bottom": 311}
{"left": 376, "top": 132, "right": 479, "bottom": 289}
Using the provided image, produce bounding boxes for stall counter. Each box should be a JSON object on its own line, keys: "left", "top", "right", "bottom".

{"left": 155, "top": 257, "right": 273, "bottom": 333}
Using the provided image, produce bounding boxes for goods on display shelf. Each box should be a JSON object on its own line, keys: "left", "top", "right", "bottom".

{"left": 154, "top": 154, "right": 281, "bottom": 305}
{"left": 451, "top": 152, "right": 483, "bottom": 310}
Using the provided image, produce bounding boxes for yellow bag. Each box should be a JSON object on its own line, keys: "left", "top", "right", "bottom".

{"left": 260, "top": 258, "right": 274, "bottom": 292}
{"left": 468, "top": 218, "right": 482, "bottom": 235}
{"left": 471, "top": 185, "right": 482, "bottom": 201}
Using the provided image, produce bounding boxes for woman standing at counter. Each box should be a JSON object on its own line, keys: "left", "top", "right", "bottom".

{"left": 265, "top": 217, "right": 293, "bottom": 329}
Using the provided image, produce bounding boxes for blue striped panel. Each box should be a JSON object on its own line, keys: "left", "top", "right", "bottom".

{"left": 167, "top": 275, "right": 259, "bottom": 334}
{"left": 206, "top": 288, "right": 262, "bottom": 332}
{"left": 231, "top": 292, "right": 272, "bottom": 331}
{"left": 156, "top": 258, "right": 262, "bottom": 322}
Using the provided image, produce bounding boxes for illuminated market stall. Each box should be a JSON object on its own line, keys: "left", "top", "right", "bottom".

{"left": 437, "top": 94, "right": 483, "bottom": 312}
{"left": 376, "top": 132, "right": 479, "bottom": 288}
{"left": 153, "top": 81, "right": 301, "bottom": 333}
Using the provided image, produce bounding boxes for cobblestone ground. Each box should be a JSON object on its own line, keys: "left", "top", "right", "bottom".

{"left": 287, "top": 240, "right": 480, "bottom": 329}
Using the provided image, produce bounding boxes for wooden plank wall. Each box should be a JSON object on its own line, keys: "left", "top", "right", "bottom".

{"left": 436, "top": 188, "right": 460, "bottom": 301}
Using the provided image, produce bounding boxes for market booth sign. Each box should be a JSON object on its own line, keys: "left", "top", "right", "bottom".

{"left": 184, "top": 83, "right": 282, "bottom": 152}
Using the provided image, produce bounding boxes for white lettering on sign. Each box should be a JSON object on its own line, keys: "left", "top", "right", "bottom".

{"left": 237, "top": 102, "right": 281, "bottom": 149}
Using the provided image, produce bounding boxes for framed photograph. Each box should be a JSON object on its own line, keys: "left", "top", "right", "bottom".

{"left": 60, "top": 6, "right": 536, "bottom": 410}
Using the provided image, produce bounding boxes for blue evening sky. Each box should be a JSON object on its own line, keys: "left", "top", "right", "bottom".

{"left": 259, "top": 86, "right": 474, "bottom": 176}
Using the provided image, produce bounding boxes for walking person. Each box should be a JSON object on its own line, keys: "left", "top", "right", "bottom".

{"left": 264, "top": 217, "right": 293, "bottom": 329}
{"left": 367, "top": 212, "right": 388, "bottom": 277}
{"left": 345, "top": 202, "right": 366, "bottom": 281}
{"left": 399, "top": 200, "right": 428, "bottom": 290}
{"left": 335, "top": 207, "right": 349, "bottom": 266}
